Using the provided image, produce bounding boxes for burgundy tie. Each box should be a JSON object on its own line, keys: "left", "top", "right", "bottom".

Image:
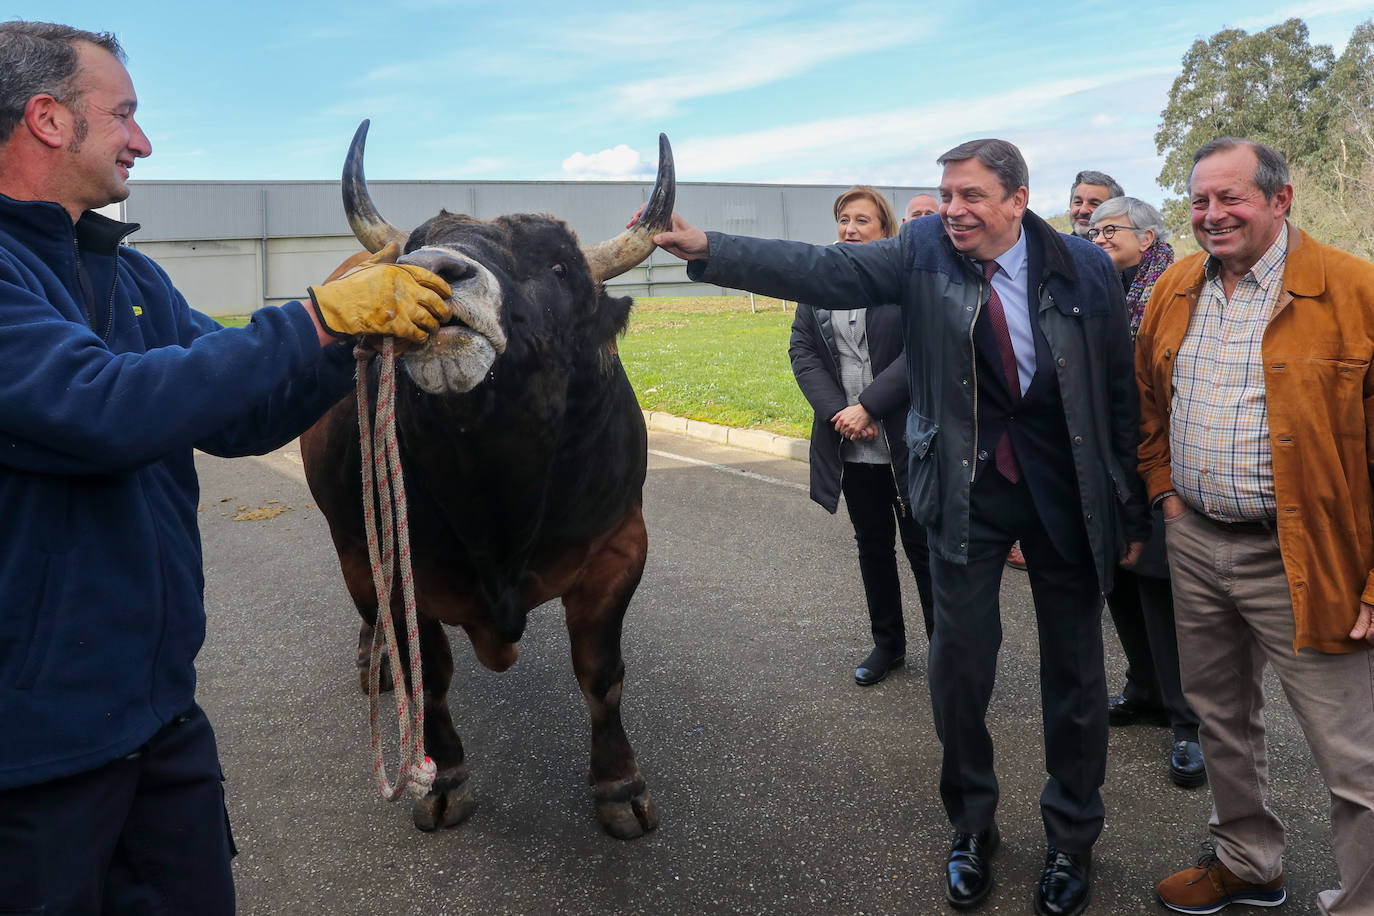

{"left": 982, "top": 259, "right": 1022, "bottom": 483}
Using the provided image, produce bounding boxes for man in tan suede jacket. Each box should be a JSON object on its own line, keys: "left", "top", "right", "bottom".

{"left": 1136, "top": 137, "right": 1374, "bottom": 916}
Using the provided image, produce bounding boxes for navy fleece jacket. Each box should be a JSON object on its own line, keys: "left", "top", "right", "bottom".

{"left": 0, "top": 193, "right": 354, "bottom": 789}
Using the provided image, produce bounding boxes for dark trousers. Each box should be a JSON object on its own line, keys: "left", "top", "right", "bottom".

{"left": 1105, "top": 567, "right": 1200, "bottom": 741}
{"left": 0, "top": 704, "right": 236, "bottom": 915}
{"left": 841, "top": 461, "right": 935, "bottom": 654}
{"left": 927, "top": 469, "right": 1107, "bottom": 852}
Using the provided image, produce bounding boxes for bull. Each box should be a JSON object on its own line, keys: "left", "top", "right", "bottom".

{"left": 300, "top": 121, "right": 673, "bottom": 838}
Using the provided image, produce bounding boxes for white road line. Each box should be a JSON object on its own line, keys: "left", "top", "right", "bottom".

{"left": 648, "top": 448, "right": 808, "bottom": 493}
{"left": 245, "top": 443, "right": 806, "bottom": 493}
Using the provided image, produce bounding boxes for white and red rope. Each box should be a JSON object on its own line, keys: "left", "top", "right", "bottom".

{"left": 356, "top": 339, "right": 435, "bottom": 801}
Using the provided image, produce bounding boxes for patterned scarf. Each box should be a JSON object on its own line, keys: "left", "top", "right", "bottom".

{"left": 1126, "top": 239, "right": 1174, "bottom": 339}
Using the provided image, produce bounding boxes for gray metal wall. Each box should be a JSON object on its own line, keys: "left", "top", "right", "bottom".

{"left": 109, "top": 179, "right": 934, "bottom": 316}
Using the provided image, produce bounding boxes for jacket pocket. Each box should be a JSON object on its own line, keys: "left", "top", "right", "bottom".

{"left": 905, "top": 412, "right": 941, "bottom": 527}
{"left": 1303, "top": 356, "right": 1369, "bottom": 437}
{"left": 0, "top": 554, "right": 63, "bottom": 691}
{"left": 1106, "top": 457, "right": 1132, "bottom": 505}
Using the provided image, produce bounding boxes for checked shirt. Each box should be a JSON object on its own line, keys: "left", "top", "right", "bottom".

{"left": 1170, "top": 225, "right": 1288, "bottom": 522}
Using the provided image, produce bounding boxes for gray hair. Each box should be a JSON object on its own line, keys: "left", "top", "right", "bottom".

{"left": 1089, "top": 196, "right": 1170, "bottom": 245}
{"left": 0, "top": 21, "right": 124, "bottom": 140}
{"left": 1188, "top": 137, "right": 1291, "bottom": 204}
{"left": 1072, "top": 170, "right": 1123, "bottom": 200}
{"left": 937, "top": 139, "right": 1028, "bottom": 199}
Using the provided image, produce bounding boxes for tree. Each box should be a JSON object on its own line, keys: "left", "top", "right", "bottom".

{"left": 1155, "top": 18, "right": 1334, "bottom": 195}
{"left": 1290, "top": 21, "right": 1374, "bottom": 261}
{"left": 1323, "top": 20, "right": 1374, "bottom": 204}
{"left": 1289, "top": 159, "right": 1374, "bottom": 260}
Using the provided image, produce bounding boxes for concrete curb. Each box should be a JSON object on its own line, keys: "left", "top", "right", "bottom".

{"left": 642, "top": 410, "right": 809, "bottom": 463}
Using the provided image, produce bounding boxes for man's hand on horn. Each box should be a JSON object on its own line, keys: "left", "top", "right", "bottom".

{"left": 627, "top": 207, "right": 710, "bottom": 261}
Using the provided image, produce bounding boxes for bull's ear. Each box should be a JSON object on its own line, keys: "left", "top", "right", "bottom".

{"left": 593, "top": 290, "right": 634, "bottom": 345}
{"left": 322, "top": 249, "right": 373, "bottom": 283}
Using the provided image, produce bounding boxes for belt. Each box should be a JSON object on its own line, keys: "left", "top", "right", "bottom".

{"left": 1199, "top": 514, "right": 1276, "bottom": 536}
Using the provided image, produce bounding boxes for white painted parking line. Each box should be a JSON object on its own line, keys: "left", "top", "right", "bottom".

{"left": 648, "top": 448, "right": 808, "bottom": 493}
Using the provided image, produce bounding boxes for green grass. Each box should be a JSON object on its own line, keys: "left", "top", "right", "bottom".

{"left": 619, "top": 296, "right": 811, "bottom": 439}
{"left": 215, "top": 296, "right": 815, "bottom": 439}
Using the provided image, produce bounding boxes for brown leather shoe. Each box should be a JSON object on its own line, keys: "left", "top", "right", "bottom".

{"left": 1006, "top": 543, "right": 1027, "bottom": 571}
{"left": 1156, "top": 851, "right": 1285, "bottom": 913}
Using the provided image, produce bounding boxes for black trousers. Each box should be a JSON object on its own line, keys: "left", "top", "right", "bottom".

{"left": 841, "top": 461, "right": 935, "bottom": 655}
{"left": 0, "top": 704, "right": 236, "bottom": 914}
{"left": 1105, "top": 567, "right": 1199, "bottom": 741}
{"left": 927, "top": 469, "right": 1107, "bottom": 852}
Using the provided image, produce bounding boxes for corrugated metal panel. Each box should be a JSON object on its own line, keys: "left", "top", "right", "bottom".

{"left": 122, "top": 179, "right": 934, "bottom": 244}
{"left": 475, "top": 183, "right": 652, "bottom": 247}
{"left": 293, "top": 181, "right": 464, "bottom": 238}
{"left": 123, "top": 183, "right": 266, "bottom": 240}
{"left": 118, "top": 179, "right": 935, "bottom": 312}
{"left": 261, "top": 183, "right": 351, "bottom": 238}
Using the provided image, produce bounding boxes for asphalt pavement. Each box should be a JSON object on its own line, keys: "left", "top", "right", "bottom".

{"left": 195, "top": 426, "right": 1336, "bottom": 915}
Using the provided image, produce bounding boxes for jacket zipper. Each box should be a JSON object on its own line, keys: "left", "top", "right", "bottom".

{"left": 816, "top": 307, "right": 848, "bottom": 496}
{"left": 72, "top": 235, "right": 91, "bottom": 328}
{"left": 882, "top": 426, "right": 909, "bottom": 518}
{"left": 71, "top": 236, "right": 121, "bottom": 343}
{"left": 102, "top": 248, "right": 121, "bottom": 343}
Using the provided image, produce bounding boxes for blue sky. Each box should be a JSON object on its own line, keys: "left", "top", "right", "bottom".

{"left": 26, "top": 0, "right": 1374, "bottom": 213}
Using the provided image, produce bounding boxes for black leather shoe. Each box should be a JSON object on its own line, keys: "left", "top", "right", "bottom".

{"left": 946, "top": 823, "right": 999, "bottom": 910}
{"left": 1169, "top": 739, "right": 1207, "bottom": 788}
{"left": 1107, "top": 694, "right": 1169, "bottom": 727}
{"left": 854, "top": 648, "right": 904, "bottom": 686}
{"left": 1034, "top": 847, "right": 1091, "bottom": 916}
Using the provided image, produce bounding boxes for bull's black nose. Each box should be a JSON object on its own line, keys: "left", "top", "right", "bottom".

{"left": 400, "top": 249, "right": 476, "bottom": 286}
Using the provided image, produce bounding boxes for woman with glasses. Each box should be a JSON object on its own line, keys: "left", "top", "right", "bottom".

{"left": 1087, "top": 198, "right": 1204, "bottom": 788}
{"left": 789, "top": 186, "right": 934, "bottom": 686}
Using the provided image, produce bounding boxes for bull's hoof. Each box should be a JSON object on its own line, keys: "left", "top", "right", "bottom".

{"left": 412, "top": 776, "right": 477, "bottom": 831}
{"left": 594, "top": 781, "right": 659, "bottom": 840}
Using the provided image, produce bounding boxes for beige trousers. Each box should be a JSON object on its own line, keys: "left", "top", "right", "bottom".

{"left": 1165, "top": 507, "right": 1374, "bottom": 916}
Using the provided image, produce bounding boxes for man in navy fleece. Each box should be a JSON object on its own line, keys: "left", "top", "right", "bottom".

{"left": 0, "top": 21, "right": 452, "bottom": 913}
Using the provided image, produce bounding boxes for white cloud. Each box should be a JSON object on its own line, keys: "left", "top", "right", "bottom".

{"left": 656, "top": 66, "right": 1176, "bottom": 209}
{"left": 1235, "top": 0, "right": 1374, "bottom": 34}
{"left": 672, "top": 72, "right": 1117, "bottom": 176}
{"left": 561, "top": 144, "right": 650, "bottom": 180}
{"left": 559, "top": 3, "right": 763, "bottom": 49}
{"left": 605, "top": 10, "right": 928, "bottom": 118}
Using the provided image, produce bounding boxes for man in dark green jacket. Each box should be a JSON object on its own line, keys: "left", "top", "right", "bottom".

{"left": 648, "top": 139, "right": 1148, "bottom": 916}
{"left": 0, "top": 21, "right": 452, "bottom": 913}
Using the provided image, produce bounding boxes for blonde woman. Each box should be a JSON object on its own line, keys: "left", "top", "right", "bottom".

{"left": 789, "top": 186, "right": 934, "bottom": 686}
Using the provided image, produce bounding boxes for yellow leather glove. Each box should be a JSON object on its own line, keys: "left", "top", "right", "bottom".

{"left": 308, "top": 245, "right": 452, "bottom": 343}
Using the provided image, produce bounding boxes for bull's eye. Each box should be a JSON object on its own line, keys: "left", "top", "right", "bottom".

{"left": 552, "top": 263, "right": 567, "bottom": 280}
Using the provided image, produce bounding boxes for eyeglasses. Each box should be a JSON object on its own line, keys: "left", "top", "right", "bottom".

{"left": 1086, "top": 224, "right": 1137, "bottom": 241}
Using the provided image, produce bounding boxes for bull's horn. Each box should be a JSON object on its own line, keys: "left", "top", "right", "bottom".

{"left": 342, "top": 119, "right": 409, "bottom": 253}
{"left": 581, "top": 133, "right": 676, "bottom": 283}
